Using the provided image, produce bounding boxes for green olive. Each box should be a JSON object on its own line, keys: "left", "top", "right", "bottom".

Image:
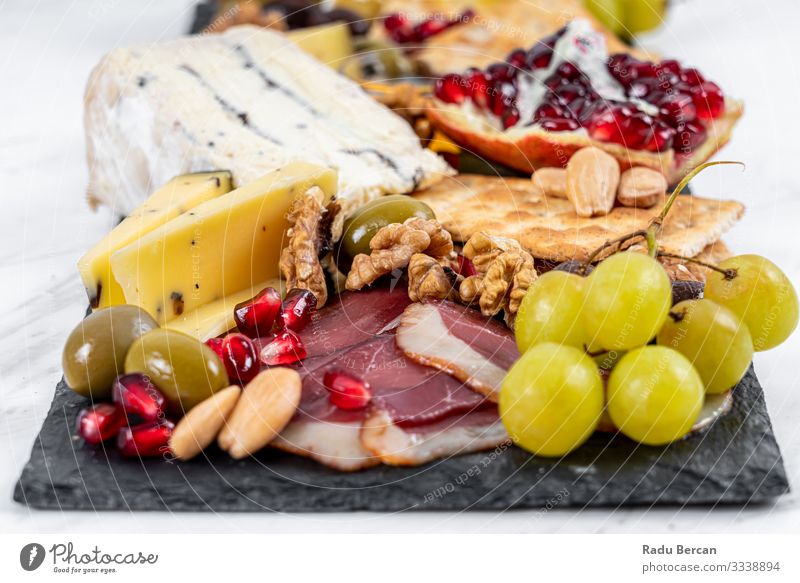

{"left": 62, "top": 305, "right": 158, "bottom": 399}
{"left": 124, "top": 329, "right": 228, "bottom": 413}
{"left": 340, "top": 195, "right": 435, "bottom": 261}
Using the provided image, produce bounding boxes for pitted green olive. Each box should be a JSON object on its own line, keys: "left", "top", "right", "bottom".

{"left": 62, "top": 305, "right": 158, "bottom": 399}
{"left": 340, "top": 195, "right": 435, "bottom": 262}
{"left": 124, "top": 328, "right": 228, "bottom": 413}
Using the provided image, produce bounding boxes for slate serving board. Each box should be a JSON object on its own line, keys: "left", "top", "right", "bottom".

{"left": 14, "top": 366, "right": 788, "bottom": 512}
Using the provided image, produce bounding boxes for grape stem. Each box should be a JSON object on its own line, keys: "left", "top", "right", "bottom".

{"left": 581, "top": 161, "right": 745, "bottom": 267}
{"left": 580, "top": 229, "right": 648, "bottom": 272}
{"left": 656, "top": 252, "right": 738, "bottom": 280}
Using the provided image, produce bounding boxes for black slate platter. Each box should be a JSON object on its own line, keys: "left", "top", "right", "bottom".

{"left": 14, "top": 366, "right": 788, "bottom": 511}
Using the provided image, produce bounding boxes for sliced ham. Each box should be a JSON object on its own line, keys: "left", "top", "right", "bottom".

{"left": 396, "top": 302, "right": 520, "bottom": 401}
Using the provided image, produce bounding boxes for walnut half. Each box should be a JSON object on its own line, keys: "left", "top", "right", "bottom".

{"left": 280, "top": 186, "right": 331, "bottom": 307}
{"left": 345, "top": 217, "right": 454, "bottom": 291}
{"left": 459, "top": 232, "right": 536, "bottom": 319}
{"left": 408, "top": 253, "right": 461, "bottom": 303}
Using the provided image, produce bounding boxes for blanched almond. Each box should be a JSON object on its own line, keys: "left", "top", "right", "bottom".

{"left": 217, "top": 367, "right": 301, "bottom": 459}
{"left": 532, "top": 167, "right": 568, "bottom": 198}
{"left": 566, "top": 147, "right": 620, "bottom": 217}
{"left": 617, "top": 167, "right": 667, "bottom": 208}
{"left": 169, "top": 385, "right": 241, "bottom": 461}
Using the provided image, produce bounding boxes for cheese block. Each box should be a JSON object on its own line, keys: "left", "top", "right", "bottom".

{"left": 110, "top": 162, "right": 337, "bottom": 323}
{"left": 84, "top": 25, "right": 452, "bottom": 217}
{"left": 165, "top": 278, "right": 283, "bottom": 341}
{"left": 78, "top": 171, "right": 233, "bottom": 310}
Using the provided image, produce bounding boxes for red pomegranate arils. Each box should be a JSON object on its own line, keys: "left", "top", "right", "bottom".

{"left": 205, "top": 337, "right": 224, "bottom": 360}
{"left": 432, "top": 22, "right": 726, "bottom": 151}
{"left": 456, "top": 255, "right": 478, "bottom": 278}
{"left": 234, "top": 286, "right": 282, "bottom": 338}
{"left": 324, "top": 369, "right": 372, "bottom": 410}
{"left": 277, "top": 288, "right": 318, "bottom": 332}
{"left": 434, "top": 73, "right": 466, "bottom": 104}
{"left": 77, "top": 403, "right": 123, "bottom": 445}
{"left": 259, "top": 329, "right": 307, "bottom": 366}
{"left": 117, "top": 421, "right": 174, "bottom": 458}
{"left": 112, "top": 373, "right": 166, "bottom": 423}
{"left": 221, "top": 333, "right": 260, "bottom": 385}
{"left": 692, "top": 81, "right": 725, "bottom": 120}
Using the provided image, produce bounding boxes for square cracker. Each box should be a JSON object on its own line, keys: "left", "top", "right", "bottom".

{"left": 413, "top": 174, "right": 744, "bottom": 262}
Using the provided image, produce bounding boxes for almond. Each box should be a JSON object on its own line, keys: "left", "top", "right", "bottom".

{"left": 617, "top": 167, "right": 667, "bottom": 208}
{"left": 532, "top": 167, "right": 568, "bottom": 198}
{"left": 566, "top": 147, "right": 620, "bottom": 217}
{"left": 169, "top": 385, "right": 241, "bottom": 461}
{"left": 217, "top": 367, "right": 301, "bottom": 459}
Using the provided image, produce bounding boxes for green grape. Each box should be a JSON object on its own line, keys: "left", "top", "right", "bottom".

{"left": 657, "top": 299, "right": 753, "bottom": 394}
{"left": 607, "top": 346, "right": 704, "bottom": 445}
{"left": 581, "top": 252, "right": 672, "bottom": 351}
{"left": 515, "top": 271, "right": 590, "bottom": 352}
{"left": 499, "top": 343, "right": 604, "bottom": 457}
{"left": 704, "top": 254, "right": 799, "bottom": 351}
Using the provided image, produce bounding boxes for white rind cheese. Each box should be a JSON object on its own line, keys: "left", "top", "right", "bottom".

{"left": 84, "top": 25, "right": 452, "bottom": 216}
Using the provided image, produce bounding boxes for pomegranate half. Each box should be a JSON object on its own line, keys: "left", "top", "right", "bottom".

{"left": 426, "top": 19, "right": 743, "bottom": 183}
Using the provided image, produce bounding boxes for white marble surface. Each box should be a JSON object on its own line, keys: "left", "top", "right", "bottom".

{"left": 1, "top": 0, "right": 799, "bottom": 533}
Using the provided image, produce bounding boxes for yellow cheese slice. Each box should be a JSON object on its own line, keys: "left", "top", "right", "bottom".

{"left": 286, "top": 22, "right": 353, "bottom": 67}
{"left": 165, "top": 278, "right": 284, "bottom": 341}
{"left": 78, "top": 171, "right": 233, "bottom": 309}
{"left": 110, "top": 162, "right": 337, "bottom": 323}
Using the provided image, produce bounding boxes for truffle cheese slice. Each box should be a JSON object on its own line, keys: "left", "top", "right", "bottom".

{"left": 110, "top": 162, "right": 336, "bottom": 323}
{"left": 78, "top": 171, "right": 233, "bottom": 309}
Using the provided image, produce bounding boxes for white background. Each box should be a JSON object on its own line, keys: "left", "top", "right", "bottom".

{"left": 1, "top": 0, "right": 799, "bottom": 534}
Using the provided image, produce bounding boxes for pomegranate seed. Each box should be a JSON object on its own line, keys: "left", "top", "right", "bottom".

{"left": 641, "top": 120, "right": 676, "bottom": 152}
{"left": 660, "top": 59, "right": 681, "bottom": 76}
{"left": 555, "top": 62, "right": 580, "bottom": 81}
{"left": 680, "top": 68, "right": 706, "bottom": 87}
{"left": 534, "top": 102, "right": 566, "bottom": 122}
{"left": 324, "top": 369, "right": 372, "bottom": 410}
{"left": 691, "top": 82, "right": 725, "bottom": 120}
{"left": 486, "top": 63, "right": 514, "bottom": 84}
{"left": 112, "top": 373, "right": 166, "bottom": 423}
{"left": 540, "top": 117, "right": 580, "bottom": 132}
{"left": 391, "top": 27, "right": 418, "bottom": 44}
{"left": 489, "top": 81, "right": 516, "bottom": 117}
{"left": 502, "top": 106, "right": 520, "bottom": 129}
{"left": 234, "top": 287, "right": 282, "bottom": 338}
{"left": 526, "top": 44, "right": 552, "bottom": 69}
{"left": 415, "top": 19, "right": 447, "bottom": 40}
{"left": 383, "top": 13, "right": 408, "bottom": 33}
{"left": 676, "top": 119, "right": 707, "bottom": 154}
{"left": 117, "top": 421, "right": 174, "bottom": 458}
{"left": 588, "top": 106, "right": 629, "bottom": 142}
{"left": 221, "top": 333, "right": 260, "bottom": 385}
{"left": 434, "top": 73, "right": 466, "bottom": 104}
{"left": 607, "top": 53, "right": 635, "bottom": 86}
{"left": 259, "top": 329, "right": 307, "bottom": 366}
{"left": 618, "top": 112, "right": 654, "bottom": 149}
{"left": 657, "top": 92, "right": 697, "bottom": 126}
{"left": 205, "top": 337, "right": 224, "bottom": 360}
{"left": 77, "top": 403, "right": 123, "bottom": 445}
{"left": 466, "top": 68, "right": 489, "bottom": 109}
{"left": 456, "top": 255, "right": 478, "bottom": 278}
{"left": 506, "top": 48, "right": 527, "bottom": 69}
{"left": 277, "top": 288, "right": 317, "bottom": 332}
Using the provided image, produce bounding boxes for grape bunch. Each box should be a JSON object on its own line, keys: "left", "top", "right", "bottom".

{"left": 500, "top": 251, "right": 798, "bottom": 457}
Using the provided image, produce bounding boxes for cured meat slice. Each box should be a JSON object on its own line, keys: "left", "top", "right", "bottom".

{"left": 361, "top": 409, "right": 509, "bottom": 467}
{"left": 272, "top": 288, "right": 509, "bottom": 470}
{"left": 396, "top": 302, "right": 520, "bottom": 401}
{"left": 301, "top": 285, "right": 412, "bottom": 358}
